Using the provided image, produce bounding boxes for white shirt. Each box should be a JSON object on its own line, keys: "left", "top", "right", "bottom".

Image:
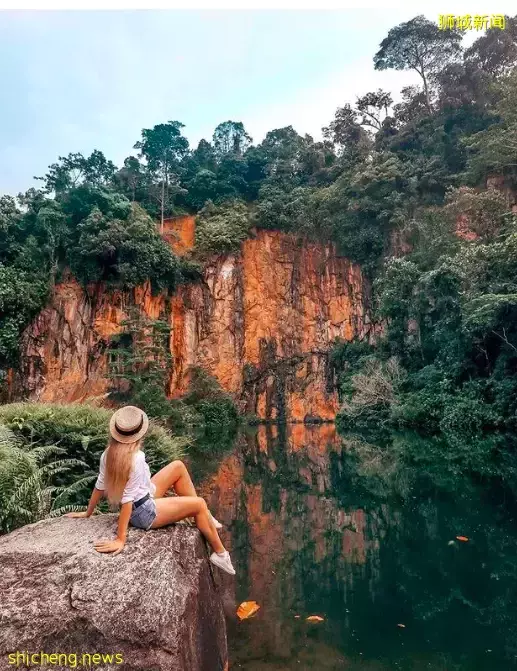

{"left": 95, "top": 450, "right": 156, "bottom": 505}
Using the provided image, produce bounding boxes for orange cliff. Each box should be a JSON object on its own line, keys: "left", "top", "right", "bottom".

{"left": 14, "top": 219, "right": 374, "bottom": 422}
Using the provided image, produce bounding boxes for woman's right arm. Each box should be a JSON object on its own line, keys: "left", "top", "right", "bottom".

{"left": 66, "top": 451, "right": 106, "bottom": 518}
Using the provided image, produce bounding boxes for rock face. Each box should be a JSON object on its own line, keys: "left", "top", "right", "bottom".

{"left": 0, "top": 516, "right": 228, "bottom": 671}
{"left": 14, "top": 223, "right": 374, "bottom": 421}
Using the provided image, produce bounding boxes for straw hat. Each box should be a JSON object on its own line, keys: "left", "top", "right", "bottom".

{"left": 109, "top": 406, "right": 149, "bottom": 444}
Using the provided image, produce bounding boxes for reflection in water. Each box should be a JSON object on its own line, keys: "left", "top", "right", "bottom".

{"left": 196, "top": 424, "right": 517, "bottom": 670}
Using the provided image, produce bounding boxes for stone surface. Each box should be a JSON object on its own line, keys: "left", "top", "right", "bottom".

{"left": 0, "top": 516, "right": 228, "bottom": 671}
{"left": 13, "top": 226, "right": 375, "bottom": 421}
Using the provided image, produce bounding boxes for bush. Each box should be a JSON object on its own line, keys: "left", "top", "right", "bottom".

{"left": 69, "top": 201, "right": 181, "bottom": 291}
{"left": 169, "top": 367, "right": 239, "bottom": 449}
{"left": 0, "top": 264, "right": 49, "bottom": 367}
{"left": 195, "top": 199, "right": 250, "bottom": 255}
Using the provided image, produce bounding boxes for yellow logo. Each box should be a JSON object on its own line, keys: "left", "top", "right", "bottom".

{"left": 438, "top": 14, "right": 506, "bottom": 30}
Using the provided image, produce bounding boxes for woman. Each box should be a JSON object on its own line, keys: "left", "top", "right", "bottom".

{"left": 66, "top": 405, "right": 235, "bottom": 575}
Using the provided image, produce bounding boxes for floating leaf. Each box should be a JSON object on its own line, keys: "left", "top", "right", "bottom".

{"left": 306, "top": 615, "right": 325, "bottom": 623}
{"left": 397, "top": 623, "right": 406, "bottom": 628}
{"left": 237, "top": 601, "right": 260, "bottom": 620}
{"left": 456, "top": 536, "right": 469, "bottom": 542}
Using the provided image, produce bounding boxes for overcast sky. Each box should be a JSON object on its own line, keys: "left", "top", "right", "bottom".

{"left": 0, "top": 7, "right": 513, "bottom": 194}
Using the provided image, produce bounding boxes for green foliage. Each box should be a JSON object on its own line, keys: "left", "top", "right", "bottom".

{"left": 213, "top": 121, "right": 252, "bottom": 158}
{"left": 108, "top": 308, "right": 173, "bottom": 419}
{"left": 333, "top": 183, "right": 517, "bottom": 478}
{"left": 0, "top": 425, "right": 91, "bottom": 534}
{"left": 35, "top": 150, "right": 117, "bottom": 194}
{"left": 169, "top": 367, "right": 239, "bottom": 452}
{"left": 134, "top": 121, "right": 190, "bottom": 226}
{"left": 69, "top": 201, "right": 181, "bottom": 290}
{"left": 464, "top": 70, "right": 517, "bottom": 183}
{"left": 195, "top": 199, "right": 250, "bottom": 254}
{"left": 0, "top": 265, "right": 49, "bottom": 366}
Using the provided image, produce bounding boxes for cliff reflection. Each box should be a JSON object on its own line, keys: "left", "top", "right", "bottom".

{"left": 199, "top": 424, "right": 383, "bottom": 669}
{"left": 198, "top": 425, "right": 517, "bottom": 670}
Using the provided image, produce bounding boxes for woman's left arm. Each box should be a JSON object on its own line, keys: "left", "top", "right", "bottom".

{"left": 93, "top": 501, "right": 132, "bottom": 555}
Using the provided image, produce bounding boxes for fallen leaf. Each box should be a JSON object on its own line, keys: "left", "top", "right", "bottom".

{"left": 306, "top": 615, "right": 325, "bottom": 623}
{"left": 397, "top": 623, "right": 406, "bottom": 628}
{"left": 236, "top": 601, "right": 260, "bottom": 621}
{"left": 456, "top": 536, "right": 469, "bottom": 542}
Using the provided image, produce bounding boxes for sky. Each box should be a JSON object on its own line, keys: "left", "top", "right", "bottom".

{"left": 0, "top": 7, "right": 513, "bottom": 194}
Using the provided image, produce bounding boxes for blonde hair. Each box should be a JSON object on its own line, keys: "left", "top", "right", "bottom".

{"left": 104, "top": 437, "right": 142, "bottom": 507}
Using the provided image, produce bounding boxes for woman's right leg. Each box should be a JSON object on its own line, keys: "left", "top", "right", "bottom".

{"left": 151, "top": 495, "right": 225, "bottom": 554}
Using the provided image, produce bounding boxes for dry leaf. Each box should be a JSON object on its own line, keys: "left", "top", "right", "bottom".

{"left": 306, "top": 615, "right": 325, "bottom": 623}
{"left": 397, "top": 623, "right": 406, "bottom": 628}
{"left": 456, "top": 536, "right": 469, "bottom": 542}
{"left": 237, "top": 601, "right": 260, "bottom": 620}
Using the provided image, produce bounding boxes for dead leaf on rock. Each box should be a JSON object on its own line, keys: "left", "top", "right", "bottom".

{"left": 306, "top": 615, "right": 325, "bottom": 623}
{"left": 237, "top": 601, "right": 260, "bottom": 620}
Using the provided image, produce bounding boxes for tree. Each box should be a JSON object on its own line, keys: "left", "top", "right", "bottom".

{"left": 465, "top": 16, "right": 517, "bottom": 76}
{"left": 392, "top": 86, "right": 429, "bottom": 125}
{"left": 374, "top": 15, "right": 463, "bottom": 112}
{"left": 356, "top": 89, "right": 394, "bottom": 131}
{"left": 464, "top": 70, "right": 517, "bottom": 182}
{"left": 322, "top": 103, "right": 370, "bottom": 160}
{"left": 69, "top": 202, "right": 180, "bottom": 290}
{"left": 191, "top": 139, "right": 217, "bottom": 172}
{"left": 134, "top": 121, "right": 190, "bottom": 232}
{"left": 212, "top": 121, "right": 252, "bottom": 158}
{"left": 35, "top": 151, "right": 117, "bottom": 195}
{"left": 115, "top": 156, "right": 145, "bottom": 202}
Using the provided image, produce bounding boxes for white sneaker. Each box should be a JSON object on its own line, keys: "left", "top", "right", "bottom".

{"left": 210, "top": 551, "right": 236, "bottom": 575}
{"left": 210, "top": 512, "right": 223, "bottom": 530}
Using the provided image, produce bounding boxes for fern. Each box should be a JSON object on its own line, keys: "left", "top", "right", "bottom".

{"left": 0, "top": 427, "right": 93, "bottom": 534}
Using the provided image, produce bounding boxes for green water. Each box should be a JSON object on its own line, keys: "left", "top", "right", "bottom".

{"left": 196, "top": 423, "right": 517, "bottom": 670}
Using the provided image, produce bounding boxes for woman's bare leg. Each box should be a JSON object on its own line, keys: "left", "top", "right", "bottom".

{"left": 151, "top": 460, "right": 197, "bottom": 498}
{"left": 150, "top": 496, "right": 224, "bottom": 553}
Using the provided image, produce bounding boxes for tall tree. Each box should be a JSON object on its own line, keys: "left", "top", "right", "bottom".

{"left": 134, "top": 121, "right": 189, "bottom": 232}
{"left": 373, "top": 15, "right": 463, "bottom": 112}
{"left": 212, "top": 121, "right": 252, "bottom": 158}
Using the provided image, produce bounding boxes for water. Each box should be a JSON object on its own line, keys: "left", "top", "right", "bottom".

{"left": 195, "top": 423, "right": 517, "bottom": 670}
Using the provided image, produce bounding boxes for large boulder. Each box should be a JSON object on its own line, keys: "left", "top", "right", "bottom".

{"left": 0, "top": 515, "right": 228, "bottom": 671}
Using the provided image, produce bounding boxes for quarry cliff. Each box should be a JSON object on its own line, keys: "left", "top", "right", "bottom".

{"left": 13, "top": 216, "right": 374, "bottom": 422}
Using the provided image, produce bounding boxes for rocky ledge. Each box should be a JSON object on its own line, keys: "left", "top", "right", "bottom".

{"left": 0, "top": 516, "right": 228, "bottom": 671}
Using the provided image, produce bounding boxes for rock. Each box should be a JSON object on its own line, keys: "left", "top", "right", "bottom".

{"left": 0, "top": 515, "right": 228, "bottom": 671}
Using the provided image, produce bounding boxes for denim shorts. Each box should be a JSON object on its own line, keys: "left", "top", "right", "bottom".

{"left": 130, "top": 497, "right": 157, "bottom": 530}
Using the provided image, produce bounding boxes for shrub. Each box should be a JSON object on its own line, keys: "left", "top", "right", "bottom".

{"left": 69, "top": 201, "right": 181, "bottom": 291}
{"left": 0, "top": 265, "right": 49, "bottom": 367}
{"left": 195, "top": 199, "right": 250, "bottom": 255}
